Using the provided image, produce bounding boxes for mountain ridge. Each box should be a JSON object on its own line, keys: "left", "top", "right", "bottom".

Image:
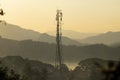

{"left": 0, "top": 37, "right": 119, "bottom": 64}
{"left": 80, "top": 31, "right": 120, "bottom": 45}
{"left": 47, "top": 29, "right": 98, "bottom": 40}
{"left": 0, "top": 23, "right": 81, "bottom": 46}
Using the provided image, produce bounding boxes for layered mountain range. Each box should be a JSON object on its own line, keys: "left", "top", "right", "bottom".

{"left": 0, "top": 22, "right": 119, "bottom": 80}
{"left": 0, "top": 23, "right": 81, "bottom": 46}
{"left": 1, "top": 22, "right": 120, "bottom": 46}
{"left": 0, "top": 22, "right": 120, "bottom": 63}
{"left": 80, "top": 31, "right": 120, "bottom": 45}
{"left": 0, "top": 36, "right": 119, "bottom": 64}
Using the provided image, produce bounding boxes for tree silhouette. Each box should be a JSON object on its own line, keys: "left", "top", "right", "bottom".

{"left": 0, "top": 66, "right": 27, "bottom": 80}
{"left": 0, "top": 67, "right": 8, "bottom": 80}
{"left": 95, "top": 60, "right": 120, "bottom": 80}
{"left": 40, "top": 68, "right": 48, "bottom": 80}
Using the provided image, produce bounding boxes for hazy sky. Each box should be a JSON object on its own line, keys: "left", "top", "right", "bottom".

{"left": 1, "top": 0, "right": 120, "bottom": 33}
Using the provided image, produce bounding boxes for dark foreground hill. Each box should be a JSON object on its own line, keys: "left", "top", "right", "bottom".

{"left": 0, "top": 56, "right": 69, "bottom": 80}
{"left": 0, "top": 37, "right": 119, "bottom": 64}
{"left": 0, "top": 56, "right": 119, "bottom": 80}
{"left": 73, "top": 58, "right": 120, "bottom": 80}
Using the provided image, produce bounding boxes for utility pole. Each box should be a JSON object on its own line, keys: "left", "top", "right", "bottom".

{"left": 55, "top": 10, "right": 63, "bottom": 73}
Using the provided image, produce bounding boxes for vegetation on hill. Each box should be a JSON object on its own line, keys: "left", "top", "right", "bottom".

{"left": 0, "top": 37, "right": 119, "bottom": 63}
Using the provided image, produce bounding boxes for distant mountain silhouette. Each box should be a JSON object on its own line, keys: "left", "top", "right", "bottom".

{"left": 0, "top": 23, "right": 81, "bottom": 46}
{"left": 0, "top": 37, "right": 119, "bottom": 64}
{"left": 80, "top": 31, "right": 120, "bottom": 45}
{"left": 47, "top": 30, "right": 98, "bottom": 40}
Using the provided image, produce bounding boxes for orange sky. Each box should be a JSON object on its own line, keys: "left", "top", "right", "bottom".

{"left": 1, "top": 0, "right": 120, "bottom": 33}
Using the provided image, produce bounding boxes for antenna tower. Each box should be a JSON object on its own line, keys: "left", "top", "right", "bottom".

{"left": 55, "top": 10, "right": 63, "bottom": 72}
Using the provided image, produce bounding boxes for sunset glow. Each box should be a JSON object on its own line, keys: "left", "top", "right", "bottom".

{"left": 1, "top": 0, "right": 120, "bottom": 33}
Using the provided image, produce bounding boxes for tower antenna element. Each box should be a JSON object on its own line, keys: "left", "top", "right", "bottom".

{"left": 55, "top": 9, "right": 63, "bottom": 72}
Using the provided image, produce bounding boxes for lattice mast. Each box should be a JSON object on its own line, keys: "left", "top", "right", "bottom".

{"left": 55, "top": 10, "right": 63, "bottom": 72}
